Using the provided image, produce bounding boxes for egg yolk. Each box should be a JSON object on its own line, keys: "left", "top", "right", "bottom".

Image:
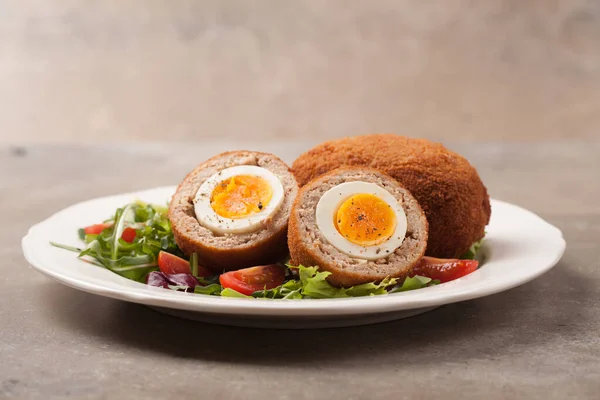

{"left": 335, "top": 193, "right": 396, "bottom": 246}
{"left": 211, "top": 175, "right": 272, "bottom": 219}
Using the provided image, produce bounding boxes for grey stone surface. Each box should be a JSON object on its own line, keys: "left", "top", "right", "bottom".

{"left": 1, "top": 1, "right": 600, "bottom": 144}
{"left": 1, "top": 140, "right": 599, "bottom": 399}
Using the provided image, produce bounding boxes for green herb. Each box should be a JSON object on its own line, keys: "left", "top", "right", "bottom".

{"left": 190, "top": 253, "right": 199, "bottom": 277}
{"left": 197, "top": 275, "right": 221, "bottom": 285}
{"left": 110, "top": 204, "right": 136, "bottom": 260}
{"left": 194, "top": 283, "right": 223, "bottom": 296}
{"left": 461, "top": 238, "right": 484, "bottom": 260}
{"left": 221, "top": 288, "right": 251, "bottom": 298}
{"left": 50, "top": 242, "right": 83, "bottom": 253}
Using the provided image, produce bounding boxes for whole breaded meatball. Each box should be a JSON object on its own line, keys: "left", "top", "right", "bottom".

{"left": 292, "top": 134, "right": 491, "bottom": 258}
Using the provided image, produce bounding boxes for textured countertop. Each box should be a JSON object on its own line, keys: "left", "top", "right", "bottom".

{"left": 1, "top": 140, "right": 599, "bottom": 399}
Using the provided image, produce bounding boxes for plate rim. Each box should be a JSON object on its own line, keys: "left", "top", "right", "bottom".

{"left": 22, "top": 186, "right": 566, "bottom": 317}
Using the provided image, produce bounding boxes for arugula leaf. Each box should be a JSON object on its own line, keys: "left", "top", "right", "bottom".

{"left": 50, "top": 242, "right": 83, "bottom": 253}
{"left": 134, "top": 199, "right": 168, "bottom": 215}
{"left": 197, "top": 275, "right": 221, "bottom": 285}
{"left": 80, "top": 239, "right": 157, "bottom": 281}
{"left": 194, "top": 284, "right": 223, "bottom": 296}
{"left": 110, "top": 204, "right": 136, "bottom": 260}
{"left": 53, "top": 202, "right": 181, "bottom": 283}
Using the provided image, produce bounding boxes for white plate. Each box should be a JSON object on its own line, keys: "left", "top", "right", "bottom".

{"left": 22, "top": 186, "right": 566, "bottom": 329}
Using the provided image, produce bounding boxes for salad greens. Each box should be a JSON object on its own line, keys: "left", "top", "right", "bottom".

{"left": 250, "top": 265, "right": 436, "bottom": 299}
{"left": 52, "top": 201, "right": 483, "bottom": 299}
{"left": 51, "top": 201, "right": 180, "bottom": 282}
{"left": 151, "top": 264, "right": 436, "bottom": 299}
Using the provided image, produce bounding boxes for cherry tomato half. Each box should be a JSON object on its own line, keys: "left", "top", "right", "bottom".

{"left": 410, "top": 256, "right": 478, "bottom": 283}
{"left": 120, "top": 227, "right": 137, "bottom": 243}
{"left": 219, "top": 264, "right": 286, "bottom": 296}
{"left": 83, "top": 223, "right": 113, "bottom": 235}
{"left": 158, "top": 251, "right": 191, "bottom": 275}
{"left": 157, "top": 251, "right": 212, "bottom": 278}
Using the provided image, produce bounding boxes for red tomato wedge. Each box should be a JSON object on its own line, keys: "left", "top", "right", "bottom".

{"left": 83, "top": 222, "right": 113, "bottom": 235}
{"left": 158, "top": 251, "right": 191, "bottom": 275}
{"left": 120, "top": 227, "right": 137, "bottom": 243}
{"left": 220, "top": 264, "right": 286, "bottom": 296}
{"left": 410, "top": 256, "right": 479, "bottom": 283}
{"left": 157, "top": 251, "right": 212, "bottom": 278}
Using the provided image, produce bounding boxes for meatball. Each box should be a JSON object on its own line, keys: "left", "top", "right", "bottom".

{"left": 169, "top": 151, "right": 298, "bottom": 272}
{"left": 288, "top": 167, "right": 428, "bottom": 287}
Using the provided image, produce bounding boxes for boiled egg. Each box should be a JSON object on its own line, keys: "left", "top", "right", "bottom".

{"left": 315, "top": 182, "right": 407, "bottom": 260}
{"left": 194, "top": 165, "right": 285, "bottom": 234}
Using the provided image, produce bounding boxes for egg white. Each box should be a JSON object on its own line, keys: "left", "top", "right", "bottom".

{"left": 315, "top": 181, "right": 407, "bottom": 260}
{"left": 193, "top": 165, "right": 285, "bottom": 234}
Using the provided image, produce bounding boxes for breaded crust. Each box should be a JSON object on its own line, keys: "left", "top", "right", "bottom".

{"left": 169, "top": 151, "right": 298, "bottom": 272}
{"left": 292, "top": 134, "right": 491, "bottom": 259}
{"left": 288, "top": 167, "right": 428, "bottom": 287}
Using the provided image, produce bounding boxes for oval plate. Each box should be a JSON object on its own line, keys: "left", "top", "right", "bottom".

{"left": 22, "top": 186, "right": 565, "bottom": 329}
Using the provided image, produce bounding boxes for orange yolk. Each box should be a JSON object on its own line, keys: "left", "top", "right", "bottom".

{"left": 211, "top": 175, "right": 272, "bottom": 219}
{"left": 335, "top": 193, "right": 396, "bottom": 246}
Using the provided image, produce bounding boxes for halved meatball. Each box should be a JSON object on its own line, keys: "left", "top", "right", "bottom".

{"left": 288, "top": 167, "right": 428, "bottom": 287}
{"left": 169, "top": 151, "right": 298, "bottom": 272}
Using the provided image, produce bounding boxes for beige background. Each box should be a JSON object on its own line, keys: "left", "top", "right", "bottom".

{"left": 1, "top": 0, "right": 599, "bottom": 144}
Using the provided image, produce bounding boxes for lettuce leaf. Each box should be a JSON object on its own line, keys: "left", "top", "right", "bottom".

{"left": 345, "top": 277, "right": 398, "bottom": 296}
{"left": 389, "top": 275, "right": 435, "bottom": 293}
{"left": 221, "top": 288, "right": 251, "bottom": 298}
{"left": 251, "top": 265, "right": 403, "bottom": 299}
{"left": 298, "top": 266, "right": 350, "bottom": 298}
{"left": 252, "top": 280, "right": 303, "bottom": 299}
{"left": 461, "top": 238, "right": 484, "bottom": 260}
